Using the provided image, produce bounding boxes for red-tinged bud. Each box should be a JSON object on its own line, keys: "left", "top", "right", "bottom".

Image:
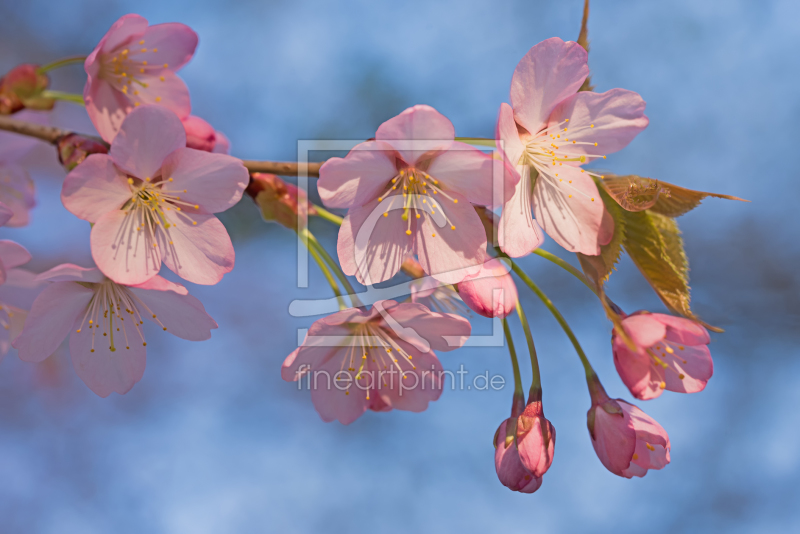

{"left": 182, "top": 115, "right": 216, "bottom": 152}
{"left": 247, "top": 172, "right": 316, "bottom": 229}
{"left": 515, "top": 390, "right": 556, "bottom": 478}
{"left": 57, "top": 134, "right": 109, "bottom": 171}
{"left": 0, "top": 64, "right": 54, "bottom": 114}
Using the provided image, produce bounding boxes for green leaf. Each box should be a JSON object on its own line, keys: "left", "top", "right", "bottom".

{"left": 598, "top": 174, "right": 748, "bottom": 217}
{"left": 622, "top": 209, "right": 694, "bottom": 317}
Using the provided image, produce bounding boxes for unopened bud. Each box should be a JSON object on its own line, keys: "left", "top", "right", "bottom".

{"left": 247, "top": 172, "right": 316, "bottom": 229}
{"left": 57, "top": 134, "right": 109, "bottom": 171}
{"left": 0, "top": 64, "right": 54, "bottom": 114}
{"left": 182, "top": 115, "right": 216, "bottom": 152}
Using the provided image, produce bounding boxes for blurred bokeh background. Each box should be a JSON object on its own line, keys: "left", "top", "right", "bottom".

{"left": 1, "top": 0, "right": 798, "bottom": 532}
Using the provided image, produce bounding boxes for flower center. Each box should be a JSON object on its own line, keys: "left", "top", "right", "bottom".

{"left": 334, "top": 323, "right": 419, "bottom": 398}
{"left": 98, "top": 40, "right": 170, "bottom": 106}
{"left": 74, "top": 279, "right": 167, "bottom": 353}
{"left": 522, "top": 118, "right": 607, "bottom": 203}
{"left": 647, "top": 339, "right": 688, "bottom": 389}
{"left": 374, "top": 167, "right": 460, "bottom": 238}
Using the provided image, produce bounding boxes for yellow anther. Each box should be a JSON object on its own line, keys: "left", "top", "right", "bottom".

{"left": 153, "top": 48, "right": 158, "bottom": 52}
{"left": 678, "top": 374, "right": 686, "bottom": 380}
{"left": 121, "top": 72, "right": 127, "bottom": 77}
{"left": 192, "top": 221, "right": 197, "bottom": 225}
{"left": 432, "top": 233, "right": 436, "bottom": 237}
{"left": 122, "top": 49, "right": 129, "bottom": 55}
{"left": 160, "top": 76, "right": 165, "bottom": 82}
{"left": 450, "top": 225, "right": 456, "bottom": 230}
{"left": 453, "top": 198, "right": 458, "bottom": 203}
{"left": 155, "top": 96, "right": 162, "bottom": 102}
{"left": 163, "top": 63, "right": 168, "bottom": 68}
{"left": 415, "top": 213, "right": 420, "bottom": 218}
{"left": 659, "top": 381, "right": 666, "bottom": 389}
{"left": 140, "top": 68, "right": 145, "bottom": 73}
{"left": 139, "top": 40, "right": 145, "bottom": 45}
{"left": 134, "top": 102, "right": 140, "bottom": 107}
{"left": 568, "top": 194, "right": 572, "bottom": 198}
{"left": 565, "top": 118, "right": 569, "bottom": 122}
{"left": 590, "top": 124, "right": 594, "bottom": 128}
{"left": 142, "top": 60, "right": 148, "bottom": 65}
{"left": 89, "top": 320, "right": 93, "bottom": 324}
{"left": 646, "top": 443, "right": 655, "bottom": 451}
{"left": 383, "top": 213, "right": 388, "bottom": 217}
{"left": 405, "top": 230, "right": 412, "bottom": 235}
{"left": 580, "top": 155, "right": 586, "bottom": 163}
{"left": 632, "top": 453, "right": 639, "bottom": 460}
{"left": 679, "top": 346, "right": 685, "bottom": 350}
{"left": 127, "top": 178, "right": 134, "bottom": 184}
{"left": 594, "top": 142, "right": 598, "bottom": 147}
{"left": 76, "top": 329, "right": 81, "bottom": 333}
{"left": 141, "top": 48, "right": 147, "bottom": 53}
{"left": 122, "top": 85, "right": 128, "bottom": 94}
{"left": 145, "top": 177, "right": 151, "bottom": 182}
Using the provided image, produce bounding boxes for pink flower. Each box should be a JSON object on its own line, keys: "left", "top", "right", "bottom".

{"left": 456, "top": 258, "right": 518, "bottom": 318}
{"left": 61, "top": 105, "right": 249, "bottom": 286}
{"left": 497, "top": 37, "right": 649, "bottom": 257}
{"left": 319, "top": 105, "right": 518, "bottom": 285}
{"left": 182, "top": 115, "right": 231, "bottom": 154}
{"left": 13, "top": 263, "right": 217, "bottom": 397}
{"left": 0, "top": 240, "right": 34, "bottom": 361}
{"left": 281, "top": 299, "right": 471, "bottom": 424}
{"left": 587, "top": 378, "right": 670, "bottom": 478}
{"left": 84, "top": 14, "right": 198, "bottom": 142}
{"left": 613, "top": 311, "right": 713, "bottom": 400}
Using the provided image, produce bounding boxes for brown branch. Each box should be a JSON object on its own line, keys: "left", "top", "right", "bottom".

{"left": 241, "top": 160, "right": 322, "bottom": 177}
{"left": 0, "top": 113, "right": 72, "bottom": 144}
{"left": 0, "top": 114, "right": 323, "bottom": 177}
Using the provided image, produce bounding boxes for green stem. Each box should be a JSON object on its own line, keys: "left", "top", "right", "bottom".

{"left": 37, "top": 56, "right": 87, "bottom": 74}
{"left": 502, "top": 317, "right": 524, "bottom": 398}
{"left": 305, "top": 229, "right": 363, "bottom": 307}
{"left": 533, "top": 248, "right": 597, "bottom": 296}
{"left": 455, "top": 137, "right": 496, "bottom": 147}
{"left": 300, "top": 230, "right": 346, "bottom": 310}
{"left": 507, "top": 258, "right": 595, "bottom": 379}
{"left": 40, "top": 90, "right": 85, "bottom": 105}
{"left": 515, "top": 301, "right": 541, "bottom": 398}
{"left": 312, "top": 204, "right": 343, "bottom": 226}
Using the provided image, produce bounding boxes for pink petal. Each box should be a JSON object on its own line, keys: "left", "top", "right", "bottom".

{"left": 622, "top": 401, "right": 670, "bottom": 447}
{"left": 499, "top": 165, "right": 545, "bottom": 257}
{"left": 109, "top": 105, "right": 186, "bottom": 179}
{"left": 212, "top": 132, "right": 231, "bottom": 154}
{"left": 510, "top": 37, "right": 588, "bottom": 134}
{"left": 133, "top": 71, "right": 192, "bottom": 119}
{"left": 6, "top": 268, "right": 43, "bottom": 288}
{"left": 591, "top": 405, "right": 636, "bottom": 476}
{"left": 457, "top": 258, "right": 519, "bottom": 319}
{"left": 655, "top": 342, "right": 713, "bottom": 395}
{"left": 621, "top": 313, "right": 667, "bottom": 348}
{"left": 547, "top": 89, "right": 649, "bottom": 164}
{"left": 310, "top": 352, "right": 370, "bottom": 424}
{"left": 99, "top": 14, "right": 148, "bottom": 54}
{"left": 36, "top": 264, "right": 106, "bottom": 284}
{"left": 377, "top": 301, "right": 471, "bottom": 352}
{"left": 128, "top": 275, "right": 217, "bottom": 340}
{"left": 13, "top": 282, "right": 93, "bottom": 363}
{"left": 91, "top": 209, "right": 163, "bottom": 286}
{"left": 0, "top": 240, "right": 31, "bottom": 269}
{"left": 0, "top": 202, "right": 12, "bottom": 227}
{"left": 652, "top": 314, "right": 711, "bottom": 345}
{"left": 84, "top": 79, "right": 132, "bottom": 143}
{"left": 517, "top": 415, "right": 556, "bottom": 477}
{"left": 281, "top": 327, "right": 350, "bottom": 382}
{"left": 426, "top": 142, "right": 515, "bottom": 207}
{"left": 61, "top": 154, "right": 132, "bottom": 223}
{"left": 613, "top": 337, "right": 660, "bottom": 400}
{"left": 138, "top": 22, "right": 198, "bottom": 71}
{"left": 532, "top": 164, "right": 605, "bottom": 255}
{"left": 160, "top": 211, "right": 234, "bottom": 285}
{"left": 160, "top": 147, "right": 249, "bottom": 213}
{"left": 375, "top": 105, "right": 455, "bottom": 166}
{"left": 69, "top": 324, "right": 147, "bottom": 397}
{"left": 0, "top": 304, "right": 27, "bottom": 362}
{"left": 494, "top": 420, "right": 543, "bottom": 493}
{"left": 0, "top": 164, "right": 36, "bottom": 227}
{"left": 182, "top": 116, "right": 216, "bottom": 152}
{"left": 415, "top": 193, "right": 486, "bottom": 285}
{"left": 318, "top": 141, "right": 398, "bottom": 209}
{"left": 338, "top": 196, "right": 414, "bottom": 285}
{"left": 495, "top": 103, "right": 525, "bottom": 168}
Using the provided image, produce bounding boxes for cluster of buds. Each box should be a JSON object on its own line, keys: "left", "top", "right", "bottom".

{"left": 0, "top": 65, "right": 54, "bottom": 115}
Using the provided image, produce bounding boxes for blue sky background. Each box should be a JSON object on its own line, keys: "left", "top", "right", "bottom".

{"left": 1, "top": 0, "right": 798, "bottom": 532}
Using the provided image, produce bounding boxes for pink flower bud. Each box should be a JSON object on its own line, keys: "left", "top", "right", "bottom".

{"left": 494, "top": 418, "right": 543, "bottom": 493}
{"left": 57, "top": 134, "right": 109, "bottom": 171}
{"left": 515, "top": 395, "right": 556, "bottom": 477}
{"left": 456, "top": 258, "right": 518, "bottom": 318}
{"left": 246, "top": 172, "right": 316, "bottom": 229}
{"left": 182, "top": 115, "right": 216, "bottom": 152}
{"left": 586, "top": 375, "right": 670, "bottom": 478}
{"left": 613, "top": 311, "right": 713, "bottom": 400}
{"left": 0, "top": 64, "right": 54, "bottom": 114}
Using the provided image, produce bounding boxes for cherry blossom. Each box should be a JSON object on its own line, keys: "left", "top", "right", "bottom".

{"left": 282, "top": 299, "right": 471, "bottom": 424}
{"left": 61, "top": 105, "right": 249, "bottom": 286}
{"left": 613, "top": 311, "right": 713, "bottom": 400}
{"left": 497, "top": 37, "right": 649, "bottom": 256}
{"left": 13, "top": 263, "right": 217, "bottom": 397}
{"left": 319, "top": 105, "right": 518, "bottom": 285}
{"left": 0, "top": 240, "right": 35, "bottom": 361}
{"left": 84, "top": 13, "right": 198, "bottom": 142}
{"left": 0, "top": 110, "right": 44, "bottom": 226}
